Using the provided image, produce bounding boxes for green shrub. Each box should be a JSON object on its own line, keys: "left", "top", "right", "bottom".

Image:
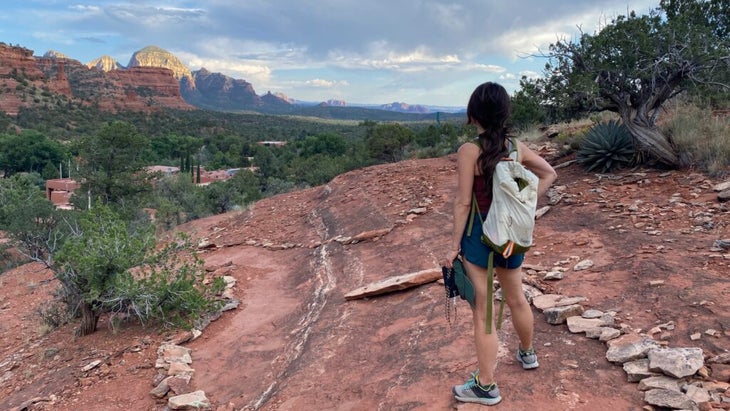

{"left": 54, "top": 205, "right": 222, "bottom": 335}
{"left": 577, "top": 120, "right": 634, "bottom": 173}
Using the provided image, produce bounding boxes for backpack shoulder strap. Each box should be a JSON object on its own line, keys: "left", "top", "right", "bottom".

{"left": 507, "top": 137, "right": 519, "bottom": 161}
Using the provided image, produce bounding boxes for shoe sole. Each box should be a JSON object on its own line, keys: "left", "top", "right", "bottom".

{"left": 454, "top": 394, "right": 502, "bottom": 406}
{"left": 516, "top": 352, "right": 540, "bottom": 369}
{"left": 452, "top": 387, "right": 502, "bottom": 406}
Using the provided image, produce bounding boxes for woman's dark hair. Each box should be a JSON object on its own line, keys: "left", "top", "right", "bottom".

{"left": 466, "top": 82, "right": 512, "bottom": 184}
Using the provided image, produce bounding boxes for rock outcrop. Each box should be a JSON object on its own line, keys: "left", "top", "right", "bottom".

{"left": 0, "top": 44, "right": 46, "bottom": 115}
{"left": 86, "top": 55, "right": 124, "bottom": 72}
{"left": 180, "top": 68, "right": 288, "bottom": 111}
{"left": 127, "top": 45, "right": 193, "bottom": 83}
{"left": 0, "top": 43, "right": 194, "bottom": 115}
{"left": 43, "top": 50, "right": 69, "bottom": 59}
{"left": 0, "top": 42, "right": 296, "bottom": 114}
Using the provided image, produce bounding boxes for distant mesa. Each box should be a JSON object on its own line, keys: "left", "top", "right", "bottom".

{"left": 325, "top": 99, "right": 347, "bottom": 107}
{"left": 380, "top": 102, "right": 429, "bottom": 114}
{"left": 87, "top": 55, "right": 124, "bottom": 72}
{"left": 274, "top": 92, "right": 294, "bottom": 104}
{"left": 261, "top": 91, "right": 290, "bottom": 106}
{"left": 43, "top": 50, "right": 70, "bottom": 60}
{"left": 128, "top": 45, "right": 193, "bottom": 83}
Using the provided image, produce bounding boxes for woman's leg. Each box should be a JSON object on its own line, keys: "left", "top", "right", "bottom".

{"left": 496, "top": 266, "right": 534, "bottom": 351}
{"left": 463, "top": 258, "right": 498, "bottom": 385}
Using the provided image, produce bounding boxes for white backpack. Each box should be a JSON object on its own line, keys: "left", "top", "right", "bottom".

{"left": 480, "top": 144, "right": 539, "bottom": 257}
{"left": 468, "top": 139, "right": 539, "bottom": 333}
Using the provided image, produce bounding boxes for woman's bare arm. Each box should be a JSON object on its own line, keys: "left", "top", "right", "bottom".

{"left": 445, "top": 142, "right": 479, "bottom": 266}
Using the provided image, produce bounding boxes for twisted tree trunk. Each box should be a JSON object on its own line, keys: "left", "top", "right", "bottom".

{"left": 619, "top": 106, "right": 679, "bottom": 167}
{"left": 76, "top": 302, "right": 100, "bottom": 336}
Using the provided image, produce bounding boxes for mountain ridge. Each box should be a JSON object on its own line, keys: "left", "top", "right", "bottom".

{"left": 41, "top": 44, "right": 464, "bottom": 114}
{"left": 1, "top": 42, "right": 464, "bottom": 118}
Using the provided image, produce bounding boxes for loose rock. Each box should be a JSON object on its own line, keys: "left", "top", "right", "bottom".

{"left": 648, "top": 347, "right": 704, "bottom": 378}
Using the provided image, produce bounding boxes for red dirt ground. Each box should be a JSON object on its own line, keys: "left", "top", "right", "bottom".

{"left": 1, "top": 148, "right": 728, "bottom": 411}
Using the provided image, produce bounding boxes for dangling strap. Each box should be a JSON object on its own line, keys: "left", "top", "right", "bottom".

{"left": 471, "top": 193, "right": 505, "bottom": 334}
{"left": 486, "top": 251, "right": 494, "bottom": 334}
{"left": 485, "top": 250, "right": 506, "bottom": 334}
{"left": 470, "top": 193, "right": 484, "bottom": 232}
{"left": 467, "top": 193, "right": 479, "bottom": 237}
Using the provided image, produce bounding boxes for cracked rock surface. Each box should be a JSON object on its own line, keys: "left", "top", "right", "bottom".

{"left": 1, "top": 150, "right": 728, "bottom": 410}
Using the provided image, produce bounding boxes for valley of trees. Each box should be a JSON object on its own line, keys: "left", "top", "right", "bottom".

{"left": 0, "top": 107, "right": 467, "bottom": 335}
{"left": 0, "top": 0, "right": 727, "bottom": 336}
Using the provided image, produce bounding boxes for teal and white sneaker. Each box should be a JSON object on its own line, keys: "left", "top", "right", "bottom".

{"left": 452, "top": 376, "right": 502, "bottom": 406}
{"left": 516, "top": 347, "right": 539, "bottom": 369}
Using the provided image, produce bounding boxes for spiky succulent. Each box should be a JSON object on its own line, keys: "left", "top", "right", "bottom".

{"left": 577, "top": 120, "right": 635, "bottom": 173}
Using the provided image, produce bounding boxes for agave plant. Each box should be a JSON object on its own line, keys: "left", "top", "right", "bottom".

{"left": 577, "top": 120, "right": 635, "bottom": 173}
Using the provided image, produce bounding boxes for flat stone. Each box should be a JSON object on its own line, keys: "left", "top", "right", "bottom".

{"left": 586, "top": 327, "right": 610, "bottom": 339}
{"left": 344, "top": 268, "right": 441, "bottom": 300}
{"left": 167, "top": 375, "right": 193, "bottom": 395}
{"left": 648, "top": 347, "right": 704, "bottom": 378}
{"left": 544, "top": 304, "right": 584, "bottom": 325}
{"left": 532, "top": 294, "right": 588, "bottom": 311}
{"left": 566, "top": 316, "right": 607, "bottom": 333}
{"left": 543, "top": 271, "right": 564, "bottom": 280}
{"left": 168, "top": 390, "right": 210, "bottom": 410}
{"left": 81, "top": 360, "right": 102, "bottom": 372}
{"left": 531, "top": 294, "right": 562, "bottom": 310}
{"left": 581, "top": 309, "right": 604, "bottom": 319}
{"left": 644, "top": 389, "right": 694, "bottom": 410}
{"left": 606, "top": 335, "right": 661, "bottom": 364}
{"left": 637, "top": 376, "right": 681, "bottom": 392}
{"left": 160, "top": 344, "right": 192, "bottom": 364}
{"left": 623, "top": 359, "right": 661, "bottom": 382}
{"left": 684, "top": 384, "right": 711, "bottom": 403}
{"left": 599, "top": 328, "right": 621, "bottom": 342}
{"left": 573, "top": 259, "right": 594, "bottom": 271}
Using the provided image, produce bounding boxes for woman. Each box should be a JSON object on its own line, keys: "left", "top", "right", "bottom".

{"left": 444, "top": 82, "right": 557, "bottom": 405}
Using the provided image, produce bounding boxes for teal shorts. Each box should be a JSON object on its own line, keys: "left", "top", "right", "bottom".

{"left": 460, "top": 213, "right": 525, "bottom": 269}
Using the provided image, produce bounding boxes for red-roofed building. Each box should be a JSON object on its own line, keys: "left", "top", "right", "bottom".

{"left": 45, "top": 178, "right": 81, "bottom": 209}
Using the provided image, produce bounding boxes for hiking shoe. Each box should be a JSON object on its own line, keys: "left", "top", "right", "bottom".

{"left": 452, "top": 377, "right": 502, "bottom": 406}
{"left": 516, "top": 347, "right": 539, "bottom": 369}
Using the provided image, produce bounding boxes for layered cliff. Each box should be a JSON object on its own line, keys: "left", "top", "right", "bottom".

{"left": 0, "top": 42, "right": 294, "bottom": 114}
{"left": 0, "top": 43, "right": 194, "bottom": 115}
{"left": 0, "top": 44, "right": 47, "bottom": 115}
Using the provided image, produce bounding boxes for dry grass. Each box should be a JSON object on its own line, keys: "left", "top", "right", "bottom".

{"left": 660, "top": 101, "right": 730, "bottom": 177}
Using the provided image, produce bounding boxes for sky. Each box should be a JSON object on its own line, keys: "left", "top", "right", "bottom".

{"left": 0, "top": 0, "right": 658, "bottom": 108}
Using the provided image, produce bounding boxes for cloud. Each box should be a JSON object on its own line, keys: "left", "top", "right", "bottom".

{"left": 519, "top": 70, "right": 541, "bottom": 80}
{"left": 176, "top": 51, "right": 273, "bottom": 85}
{"left": 304, "top": 79, "right": 350, "bottom": 88}
{"left": 2, "top": 0, "right": 663, "bottom": 105}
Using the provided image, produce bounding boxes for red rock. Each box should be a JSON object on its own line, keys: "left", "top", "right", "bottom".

{"left": 0, "top": 43, "right": 194, "bottom": 116}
